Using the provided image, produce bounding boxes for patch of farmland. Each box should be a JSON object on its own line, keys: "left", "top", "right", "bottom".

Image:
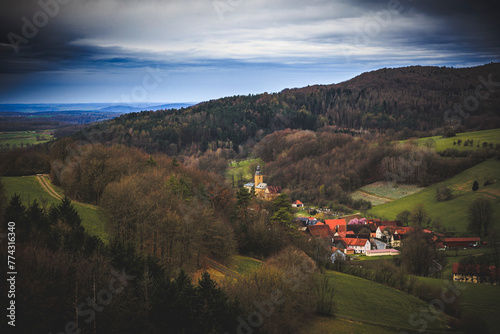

{"left": 359, "top": 181, "right": 424, "bottom": 200}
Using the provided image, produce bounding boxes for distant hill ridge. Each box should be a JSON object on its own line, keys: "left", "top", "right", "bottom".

{"left": 82, "top": 63, "right": 500, "bottom": 154}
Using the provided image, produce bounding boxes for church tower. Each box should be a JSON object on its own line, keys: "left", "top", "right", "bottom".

{"left": 254, "top": 165, "right": 263, "bottom": 185}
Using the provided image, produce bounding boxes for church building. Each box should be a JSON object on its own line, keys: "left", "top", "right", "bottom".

{"left": 244, "top": 165, "right": 282, "bottom": 200}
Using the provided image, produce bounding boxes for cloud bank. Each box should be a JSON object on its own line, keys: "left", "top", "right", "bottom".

{"left": 0, "top": 0, "right": 499, "bottom": 103}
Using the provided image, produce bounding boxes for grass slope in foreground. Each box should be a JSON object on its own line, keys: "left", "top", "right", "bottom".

{"left": 408, "top": 128, "right": 500, "bottom": 152}
{"left": 228, "top": 257, "right": 451, "bottom": 333}
{"left": 367, "top": 159, "right": 500, "bottom": 233}
{"left": 414, "top": 276, "right": 500, "bottom": 334}
{"left": 1, "top": 176, "right": 109, "bottom": 242}
{"left": 299, "top": 270, "right": 453, "bottom": 334}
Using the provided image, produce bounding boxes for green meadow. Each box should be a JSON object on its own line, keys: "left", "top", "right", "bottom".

{"left": 323, "top": 271, "right": 451, "bottom": 332}
{"left": 226, "top": 158, "right": 264, "bottom": 186}
{"left": 230, "top": 255, "right": 263, "bottom": 274}
{"left": 408, "top": 128, "right": 500, "bottom": 152}
{"left": 1, "top": 176, "right": 109, "bottom": 242}
{"left": 368, "top": 159, "right": 500, "bottom": 234}
{"left": 0, "top": 131, "right": 54, "bottom": 148}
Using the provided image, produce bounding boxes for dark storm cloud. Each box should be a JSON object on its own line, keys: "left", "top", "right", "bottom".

{"left": 0, "top": 0, "right": 499, "bottom": 103}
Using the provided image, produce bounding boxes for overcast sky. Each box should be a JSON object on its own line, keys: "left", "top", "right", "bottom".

{"left": 0, "top": 0, "right": 499, "bottom": 104}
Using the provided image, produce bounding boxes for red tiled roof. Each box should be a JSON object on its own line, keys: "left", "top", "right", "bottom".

{"left": 443, "top": 237, "right": 481, "bottom": 243}
{"left": 307, "top": 225, "right": 332, "bottom": 238}
{"left": 293, "top": 200, "right": 303, "bottom": 205}
{"left": 324, "top": 219, "right": 346, "bottom": 229}
{"left": 382, "top": 220, "right": 400, "bottom": 227}
{"left": 394, "top": 227, "right": 413, "bottom": 235}
{"left": 338, "top": 238, "right": 370, "bottom": 247}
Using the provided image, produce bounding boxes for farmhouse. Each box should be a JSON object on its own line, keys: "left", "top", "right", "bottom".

{"left": 244, "top": 166, "right": 282, "bottom": 200}
{"left": 442, "top": 237, "right": 481, "bottom": 249}
{"left": 453, "top": 263, "right": 500, "bottom": 285}
{"left": 292, "top": 200, "right": 304, "bottom": 208}
{"left": 335, "top": 238, "right": 371, "bottom": 254}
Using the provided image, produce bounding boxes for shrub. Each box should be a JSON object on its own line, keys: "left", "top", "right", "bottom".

{"left": 436, "top": 186, "right": 453, "bottom": 201}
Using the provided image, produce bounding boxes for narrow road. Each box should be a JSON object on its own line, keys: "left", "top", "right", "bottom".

{"left": 356, "top": 190, "right": 393, "bottom": 202}
{"left": 205, "top": 258, "right": 241, "bottom": 279}
{"left": 36, "top": 174, "right": 63, "bottom": 201}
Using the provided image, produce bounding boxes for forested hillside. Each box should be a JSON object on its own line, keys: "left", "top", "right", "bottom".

{"left": 81, "top": 63, "right": 500, "bottom": 155}
{"left": 254, "top": 129, "right": 494, "bottom": 206}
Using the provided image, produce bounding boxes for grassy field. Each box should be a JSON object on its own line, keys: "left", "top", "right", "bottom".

{"left": 225, "top": 256, "right": 453, "bottom": 333}
{"left": 408, "top": 128, "right": 500, "bottom": 152}
{"left": 322, "top": 271, "right": 451, "bottom": 333}
{"left": 368, "top": 159, "right": 500, "bottom": 234}
{"left": 298, "top": 316, "right": 405, "bottom": 334}
{"left": 1, "top": 176, "right": 109, "bottom": 242}
{"left": 414, "top": 276, "right": 500, "bottom": 333}
{"left": 0, "top": 130, "right": 53, "bottom": 148}
{"left": 357, "top": 181, "right": 424, "bottom": 200}
{"left": 355, "top": 254, "right": 400, "bottom": 261}
{"left": 230, "top": 255, "right": 263, "bottom": 274}
{"left": 226, "top": 158, "right": 264, "bottom": 186}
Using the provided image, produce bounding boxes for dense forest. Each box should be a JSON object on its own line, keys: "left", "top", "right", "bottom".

{"left": 80, "top": 63, "right": 500, "bottom": 155}
{"left": 1, "top": 64, "right": 499, "bottom": 333}
{"left": 0, "top": 143, "right": 331, "bottom": 333}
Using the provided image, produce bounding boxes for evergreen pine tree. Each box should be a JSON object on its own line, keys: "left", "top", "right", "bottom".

{"left": 472, "top": 180, "right": 479, "bottom": 192}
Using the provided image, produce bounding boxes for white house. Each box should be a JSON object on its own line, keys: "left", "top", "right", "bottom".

{"left": 338, "top": 238, "right": 371, "bottom": 254}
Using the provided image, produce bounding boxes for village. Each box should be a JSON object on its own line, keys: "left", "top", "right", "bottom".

{"left": 245, "top": 165, "right": 499, "bottom": 285}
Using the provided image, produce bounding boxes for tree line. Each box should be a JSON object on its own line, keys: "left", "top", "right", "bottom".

{"left": 69, "top": 64, "right": 500, "bottom": 156}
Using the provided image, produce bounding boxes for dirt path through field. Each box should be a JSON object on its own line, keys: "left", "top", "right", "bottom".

{"left": 357, "top": 190, "right": 393, "bottom": 202}
{"left": 36, "top": 174, "right": 63, "bottom": 200}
